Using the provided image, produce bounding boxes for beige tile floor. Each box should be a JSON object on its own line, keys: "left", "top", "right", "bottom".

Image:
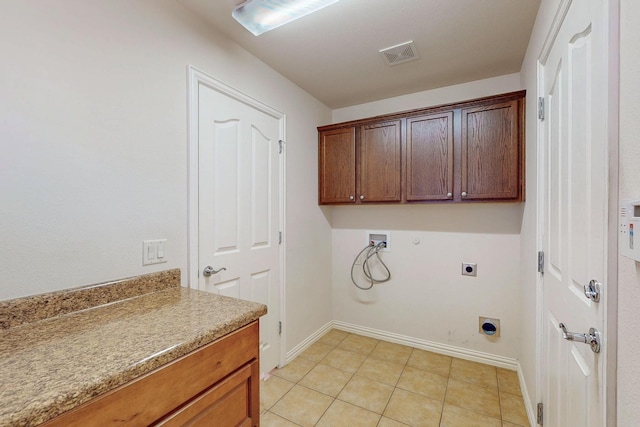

{"left": 260, "top": 329, "right": 529, "bottom": 427}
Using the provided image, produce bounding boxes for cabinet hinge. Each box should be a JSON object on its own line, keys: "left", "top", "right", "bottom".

{"left": 538, "top": 97, "right": 545, "bottom": 120}
{"left": 537, "top": 402, "right": 544, "bottom": 425}
{"left": 278, "top": 321, "right": 282, "bottom": 336}
{"left": 279, "top": 139, "right": 284, "bottom": 154}
{"left": 279, "top": 231, "right": 282, "bottom": 244}
{"left": 538, "top": 251, "right": 545, "bottom": 274}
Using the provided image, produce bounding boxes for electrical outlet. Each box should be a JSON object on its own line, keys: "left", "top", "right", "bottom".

{"left": 462, "top": 262, "right": 477, "bottom": 276}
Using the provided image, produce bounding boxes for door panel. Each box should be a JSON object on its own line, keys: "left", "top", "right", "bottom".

{"left": 250, "top": 127, "right": 271, "bottom": 248}
{"left": 568, "top": 347, "right": 591, "bottom": 427}
{"left": 318, "top": 127, "right": 356, "bottom": 203}
{"left": 461, "top": 101, "right": 519, "bottom": 200}
{"left": 360, "top": 120, "right": 402, "bottom": 202}
{"left": 212, "top": 120, "right": 240, "bottom": 255}
{"left": 540, "top": 1, "right": 608, "bottom": 425}
{"left": 198, "top": 82, "right": 281, "bottom": 377}
{"left": 406, "top": 112, "right": 454, "bottom": 201}
{"left": 545, "top": 315, "right": 562, "bottom": 427}
{"left": 547, "top": 63, "right": 562, "bottom": 277}
{"left": 213, "top": 279, "right": 240, "bottom": 299}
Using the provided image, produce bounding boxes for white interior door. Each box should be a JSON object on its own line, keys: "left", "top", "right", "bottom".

{"left": 539, "top": 1, "right": 609, "bottom": 425}
{"left": 197, "top": 80, "right": 283, "bottom": 378}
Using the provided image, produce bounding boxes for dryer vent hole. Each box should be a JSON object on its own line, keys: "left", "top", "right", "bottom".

{"left": 479, "top": 317, "right": 500, "bottom": 337}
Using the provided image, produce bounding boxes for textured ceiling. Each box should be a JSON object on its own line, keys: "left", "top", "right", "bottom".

{"left": 178, "top": 0, "right": 540, "bottom": 109}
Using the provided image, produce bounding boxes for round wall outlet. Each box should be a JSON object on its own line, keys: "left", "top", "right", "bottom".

{"left": 479, "top": 317, "right": 500, "bottom": 337}
{"left": 462, "top": 262, "right": 477, "bottom": 276}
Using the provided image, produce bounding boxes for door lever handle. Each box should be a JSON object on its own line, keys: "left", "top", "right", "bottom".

{"left": 559, "top": 323, "right": 601, "bottom": 353}
{"left": 203, "top": 266, "right": 226, "bottom": 277}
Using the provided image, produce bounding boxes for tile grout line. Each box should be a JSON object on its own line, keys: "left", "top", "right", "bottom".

{"left": 438, "top": 355, "right": 454, "bottom": 427}
{"left": 312, "top": 331, "right": 355, "bottom": 426}
{"left": 264, "top": 330, "right": 527, "bottom": 427}
{"left": 497, "top": 370, "right": 505, "bottom": 425}
{"left": 328, "top": 341, "right": 383, "bottom": 422}
{"left": 376, "top": 344, "right": 412, "bottom": 424}
{"left": 325, "top": 335, "right": 393, "bottom": 424}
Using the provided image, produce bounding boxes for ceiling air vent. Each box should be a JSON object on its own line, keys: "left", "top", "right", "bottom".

{"left": 379, "top": 41, "right": 419, "bottom": 66}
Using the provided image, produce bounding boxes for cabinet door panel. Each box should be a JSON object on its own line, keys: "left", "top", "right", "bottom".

{"left": 360, "top": 120, "right": 402, "bottom": 202}
{"left": 319, "top": 127, "right": 356, "bottom": 204}
{"left": 461, "top": 100, "right": 520, "bottom": 200}
{"left": 406, "top": 112, "right": 454, "bottom": 201}
{"left": 156, "top": 361, "right": 258, "bottom": 427}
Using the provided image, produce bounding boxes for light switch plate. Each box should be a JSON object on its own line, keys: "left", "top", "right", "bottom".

{"left": 143, "top": 239, "right": 167, "bottom": 265}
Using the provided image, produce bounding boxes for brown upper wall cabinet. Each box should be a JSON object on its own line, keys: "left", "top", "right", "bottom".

{"left": 406, "top": 111, "right": 455, "bottom": 201}
{"left": 460, "top": 99, "right": 522, "bottom": 201}
{"left": 359, "top": 120, "right": 402, "bottom": 203}
{"left": 318, "top": 127, "right": 356, "bottom": 203}
{"left": 318, "top": 91, "right": 525, "bottom": 205}
{"left": 318, "top": 120, "right": 402, "bottom": 203}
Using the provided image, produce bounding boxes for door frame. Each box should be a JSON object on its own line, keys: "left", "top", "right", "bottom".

{"left": 186, "top": 65, "right": 287, "bottom": 370}
{"left": 534, "top": 0, "right": 619, "bottom": 425}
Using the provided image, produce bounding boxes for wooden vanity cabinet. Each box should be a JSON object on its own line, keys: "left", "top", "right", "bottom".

{"left": 318, "top": 90, "right": 525, "bottom": 205}
{"left": 42, "top": 322, "right": 260, "bottom": 427}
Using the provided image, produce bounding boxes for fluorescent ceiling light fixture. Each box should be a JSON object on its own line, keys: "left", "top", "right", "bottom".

{"left": 232, "top": 0, "right": 339, "bottom": 36}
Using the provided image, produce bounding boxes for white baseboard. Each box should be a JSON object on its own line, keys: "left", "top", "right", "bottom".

{"left": 517, "top": 361, "right": 536, "bottom": 427}
{"left": 285, "top": 321, "right": 334, "bottom": 363}
{"left": 333, "top": 321, "right": 519, "bottom": 370}
{"left": 286, "top": 320, "right": 518, "bottom": 370}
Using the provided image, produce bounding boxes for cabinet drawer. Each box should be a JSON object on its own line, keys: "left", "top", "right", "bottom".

{"left": 42, "top": 322, "right": 259, "bottom": 427}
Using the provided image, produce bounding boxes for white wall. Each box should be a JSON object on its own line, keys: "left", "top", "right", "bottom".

{"left": 618, "top": 0, "right": 640, "bottom": 423}
{"left": 0, "top": 0, "right": 333, "bottom": 353}
{"left": 328, "top": 75, "right": 525, "bottom": 359}
{"left": 331, "top": 206, "right": 522, "bottom": 358}
{"left": 332, "top": 73, "right": 521, "bottom": 122}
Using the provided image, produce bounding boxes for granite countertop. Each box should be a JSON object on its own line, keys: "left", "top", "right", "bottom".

{"left": 0, "top": 269, "right": 267, "bottom": 427}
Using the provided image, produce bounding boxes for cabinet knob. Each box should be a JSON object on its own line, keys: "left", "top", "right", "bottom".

{"left": 360, "top": 195, "right": 365, "bottom": 200}
{"left": 447, "top": 192, "right": 452, "bottom": 198}
{"left": 461, "top": 192, "right": 467, "bottom": 197}
{"left": 349, "top": 195, "right": 354, "bottom": 201}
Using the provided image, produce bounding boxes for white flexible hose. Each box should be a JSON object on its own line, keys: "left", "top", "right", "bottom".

{"left": 350, "top": 242, "right": 391, "bottom": 290}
